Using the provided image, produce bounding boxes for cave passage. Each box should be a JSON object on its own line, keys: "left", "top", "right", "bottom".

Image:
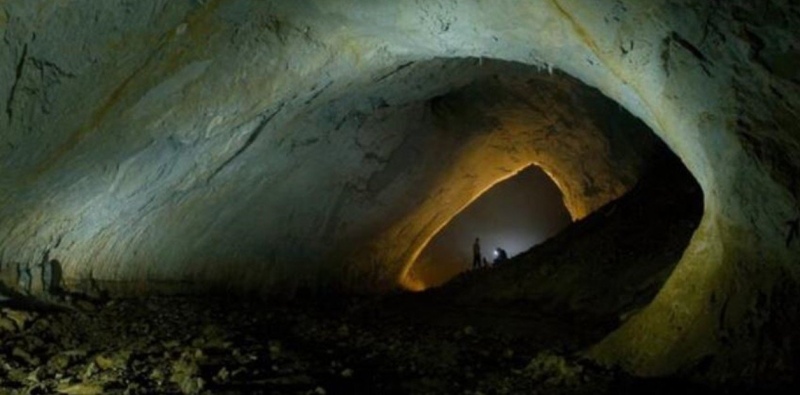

{"left": 0, "top": 151, "right": 708, "bottom": 395}
{"left": 0, "top": 51, "right": 714, "bottom": 393}
{"left": 432, "top": 150, "right": 705, "bottom": 337}
{"left": 2, "top": 0, "right": 800, "bottom": 392}
{"left": 410, "top": 165, "right": 572, "bottom": 288}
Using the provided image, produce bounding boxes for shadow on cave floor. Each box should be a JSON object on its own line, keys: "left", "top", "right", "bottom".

{"left": 3, "top": 154, "right": 796, "bottom": 394}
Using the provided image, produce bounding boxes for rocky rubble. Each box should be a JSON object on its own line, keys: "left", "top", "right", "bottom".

{"left": 0, "top": 294, "right": 739, "bottom": 395}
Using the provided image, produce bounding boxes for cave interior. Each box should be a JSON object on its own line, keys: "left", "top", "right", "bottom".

{"left": 1, "top": 1, "right": 799, "bottom": 394}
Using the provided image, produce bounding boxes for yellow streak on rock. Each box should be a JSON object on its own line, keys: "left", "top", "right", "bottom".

{"left": 548, "top": 0, "right": 669, "bottom": 142}
{"left": 31, "top": 0, "right": 225, "bottom": 179}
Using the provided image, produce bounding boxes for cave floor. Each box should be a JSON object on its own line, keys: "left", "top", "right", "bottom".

{"left": 0, "top": 293, "right": 735, "bottom": 395}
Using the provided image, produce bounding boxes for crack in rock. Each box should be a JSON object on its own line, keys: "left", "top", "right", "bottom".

{"left": 207, "top": 103, "right": 285, "bottom": 183}
{"left": 5, "top": 43, "right": 28, "bottom": 122}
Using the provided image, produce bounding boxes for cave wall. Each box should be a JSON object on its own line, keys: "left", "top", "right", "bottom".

{"left": 1, "top": 0, "right": 799, "bottom": 381}
{"left": 0, "top": 2, "right": 653, "bottom": 296}
{"left": 377, "top": 71, "right": 660, "bottom": 289}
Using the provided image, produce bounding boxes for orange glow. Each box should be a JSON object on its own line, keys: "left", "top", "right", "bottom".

{"left": 398, "top": 162, "right": 543, "bottom": 290}
{"left": 399, "top": 272, "right": 427, "bottom": 292}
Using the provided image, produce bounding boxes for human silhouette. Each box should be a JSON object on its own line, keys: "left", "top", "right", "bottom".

{"left": 787, "top": 217, "right": 799, "bottom": 247}
{"left": 472, "top": 238, "right": 482, "bottom": 270}
{"left": 46, "top": 259, "right": 64, "bottom": 295}
{"left": 493, "top": 247, "right": 508, "bottom": 265}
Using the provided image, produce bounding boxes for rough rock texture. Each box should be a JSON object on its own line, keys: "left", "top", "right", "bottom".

{"left": 0, "top": 157, "right": 753, "bottom": 394}
{"left": 0, "top": 297, "right": 667, "bottom": 395}
{"left": 1, "top": 0, "right": 799, "bottom": 383}
{"left": 0, "top": 4, "right": 657, "bottom": 296}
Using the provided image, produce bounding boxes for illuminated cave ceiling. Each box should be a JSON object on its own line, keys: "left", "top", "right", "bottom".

{"left": 1, "top": 0, "right": 799, "bottom": 379}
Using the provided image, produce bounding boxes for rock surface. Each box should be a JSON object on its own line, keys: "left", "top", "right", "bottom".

{"left": 0, "top": 295, "right": 728, "bottom": 395}
{"left": 0, "top": 153, "right": 747, "bottom": 394}
{"left": 0, "top": 43, "right": 656, "bottom": 295}
{"left": 0, "top": 0, "right": 798, "bottom": 381}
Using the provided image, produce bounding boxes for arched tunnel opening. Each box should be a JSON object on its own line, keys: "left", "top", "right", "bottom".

{"left": 408, "top": 164, "right": 573, "bottom": 289}
{"left": 2, "top": 1, "right": 800, "bottom": 394}
{"left": 402, "top": 148, "right": 705, "bottom": 348}
{"left": 391, "top": 84, "right": 706, "bottom": 366}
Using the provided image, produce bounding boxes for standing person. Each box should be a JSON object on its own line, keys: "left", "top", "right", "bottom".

{"left": 787, "top": 217, "right": 799, "bottom": 247}
{"left": 472, "top": 238, "right": 482, "bottom": 270}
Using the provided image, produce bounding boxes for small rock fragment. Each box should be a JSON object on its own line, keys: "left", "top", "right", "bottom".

{"left": 336, "top": 324, "right": 350, "bottom": 337}
{"left": 214, "top": 366, "right": 230, "bottom": 383}
{"left": 3, "top": 308, "right": 34, "bottom": 329}
{"left": 57, "top": 382, "right": 104, "bottom": 395}
{"left": 12, "top": 347, "right": 38, "bottom": 366}
{"left": 0, "top": 316, "right": 17, "bottom": 332}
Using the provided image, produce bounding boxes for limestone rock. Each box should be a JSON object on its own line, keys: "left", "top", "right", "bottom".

{"left": 56, "top": 383, "right": 104, "bottom": 395}
{"left": 2, "top": 308, "right": 34, "bottom": 330}
{"left": 0, "top": 0, "right": 797, "bottom": 384}
{"left": 0, "top": 316, "right": 17, "bottom": 332}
